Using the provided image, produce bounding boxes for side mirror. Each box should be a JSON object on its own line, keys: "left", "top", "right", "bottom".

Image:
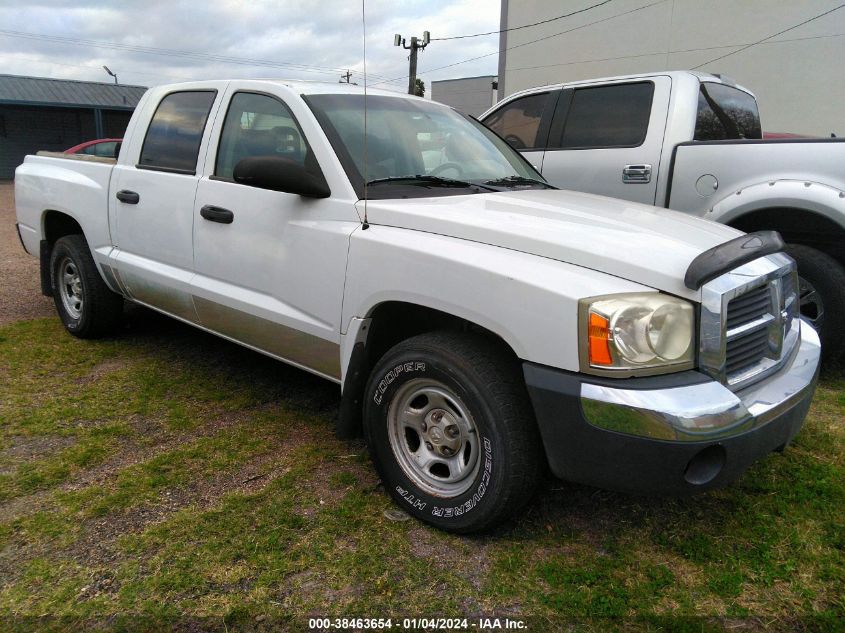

{"left": 233, "top": 156, "right": 331, "bottom": 198}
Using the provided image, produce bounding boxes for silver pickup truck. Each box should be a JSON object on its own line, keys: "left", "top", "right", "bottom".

{"left": 481, "top": 71, "right": 845, "bottom": 362}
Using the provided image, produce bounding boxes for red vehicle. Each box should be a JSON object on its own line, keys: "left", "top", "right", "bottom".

{"left": 64, "top": 138, "right": 122, "bottom": 158}
{"left": 762, "top": 132, "right": 812, "bottom": 139}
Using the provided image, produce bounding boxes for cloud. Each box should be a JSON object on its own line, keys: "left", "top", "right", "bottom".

{"left": 0, "top": 0, "right": 501, "bottom": 91}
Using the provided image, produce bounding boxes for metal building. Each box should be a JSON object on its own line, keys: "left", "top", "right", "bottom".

{"left": 0, "top": 74, "right": 147, "bottom": 179}
{"left": 431, "top": 75, "right": 498, "bottom": 117}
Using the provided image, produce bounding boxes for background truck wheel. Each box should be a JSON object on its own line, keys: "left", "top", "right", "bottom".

{"left": 363, "top": 331, "right": 542, "bottom": 533}
{"left": 49, "top": 234, "right": 123, "bottom": 338}
{"left": 786, "top": 244, "right": 845, "bottom": 363}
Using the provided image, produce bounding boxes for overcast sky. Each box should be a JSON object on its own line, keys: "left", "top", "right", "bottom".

{"left": 0, "top": 0, "right": 500, "bottom": 92}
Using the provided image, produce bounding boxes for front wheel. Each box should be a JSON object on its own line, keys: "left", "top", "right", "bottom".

{"left": 50, "top": 234, "right": 123, "bottom": 338}
{"left": 786, "top": 244, "right": 845, "bottom": 363}
{"left": 363, "top": 332, "right": 542, "bottom": 533}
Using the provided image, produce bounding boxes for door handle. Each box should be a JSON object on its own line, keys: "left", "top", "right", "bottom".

{"left": 200, "top": 205, "right": 234, "bottom": 224}
{"left": 622, "top": 164, "right": 652, "bottom": 184}
{"left": 115, "top": 190, "right": 140, "bottom": 204}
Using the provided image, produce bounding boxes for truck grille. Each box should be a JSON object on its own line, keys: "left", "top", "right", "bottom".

{"left": 724, "top": 285, "right": 774, "bottom": 376}
{"left": 699, "top": 254, "right": 799, "bottom": 391}
{"left": 726, "top": 285, "right": 771, "bottom": 328}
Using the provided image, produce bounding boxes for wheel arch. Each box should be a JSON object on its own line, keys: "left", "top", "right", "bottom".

{"left": 42, "top": 209, "right": 85, "bottom": 244}
{"left": 338, "top": 300, "right": 522, "bottom": 439}
{"left": 39, "top": 210, "right": 88, "bottom": 297}
{"left": 709, "top": 180, "right": 845, "bottom": 265}
{"left": 724, "top": 206, "right": 845, "bottom": 266}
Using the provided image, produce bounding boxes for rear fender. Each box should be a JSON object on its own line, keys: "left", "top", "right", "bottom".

{"left": 707, "top": 179, "right": 845, "bottom": 229}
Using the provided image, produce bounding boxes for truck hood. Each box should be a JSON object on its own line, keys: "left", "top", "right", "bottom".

{"left": 360, "top": 189, "right": 743, "bottom": 300}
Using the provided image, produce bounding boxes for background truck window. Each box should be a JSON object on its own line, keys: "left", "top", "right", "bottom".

{"left": 482, "top": 92, "right": 550, "bottom": 150}
{"left": 215, "top": 92, "right": 310, "bottom": 179}
{"left": 551, "top": 82, "right": 654, "bottom": 150}
{"left": 138, "top": 91, "right": 216, "bottom": 173}
{"left": 694, "top": 82, "right": 762, "bottom": 141}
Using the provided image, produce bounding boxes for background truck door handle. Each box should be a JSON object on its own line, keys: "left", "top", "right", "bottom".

{"left": 115, "top": 190, "right": 140, "bottom": 204}
{"left": 200, "top": 205, "right": 234, "bottom": 224}
{"left": 622, "top": 165, "right": 652, "bottom": 184}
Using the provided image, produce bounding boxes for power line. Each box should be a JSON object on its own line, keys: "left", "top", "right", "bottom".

{"left": 691, "top": 2, "right": 845, "bottom": 69}
{"left": 431, "top": 0, "right": 615, "bottom": 41}
{"left": 506, "top": 32, "right": 845, "bottom": 73}
{"left": 370, "top": 0, "right": 668, "bottom": 86}
{"left": 0, "top": 52, "right": 195, "bottom": 83}
{"left": 0, "top": 28, "right": 398, "bottom": 82}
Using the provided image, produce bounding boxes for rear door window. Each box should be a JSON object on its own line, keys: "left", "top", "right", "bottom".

{"left": 482, "top": 92, "right": 553, "bottom": 150}
{"left": 549, "top": 82, "right": 654, "bottom": 149}
{"left": 694, "top": 82, "right": 762, "bottom": 141}
{"left": 139, "top": 91, "right": 217, "bottom": 174}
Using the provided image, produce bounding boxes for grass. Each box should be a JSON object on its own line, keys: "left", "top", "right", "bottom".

{"left": 0, "top": 312, "right": 843, "bottom": 632}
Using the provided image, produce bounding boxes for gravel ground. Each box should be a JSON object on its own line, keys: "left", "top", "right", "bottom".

{"left": 0, "top": 181, "right": 55, "bottom": 325}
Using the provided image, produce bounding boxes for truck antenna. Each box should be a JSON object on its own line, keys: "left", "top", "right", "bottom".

{"left": 361, "top": 0, "right": 370, "bottom": 230}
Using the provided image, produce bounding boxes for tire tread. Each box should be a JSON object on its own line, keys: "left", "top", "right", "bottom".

{"left": 367, "top": 331, "right": 543, "bottom": 533}
{"left": 786, "top": 243, "right": 845, "bottom": 363}
{"left": 50, "top": 234, "right": 123, "bottom": 338}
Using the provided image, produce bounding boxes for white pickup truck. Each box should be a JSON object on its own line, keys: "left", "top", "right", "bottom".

{"left": 481, "top": 71, "right": 845, "bottom": 362}
{"left": 15, "top": 79, "right": 820, "bottom": 533}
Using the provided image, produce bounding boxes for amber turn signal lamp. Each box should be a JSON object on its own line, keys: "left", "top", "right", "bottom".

{"left": 588, "top": 312, "right": 613, "bottom": 365}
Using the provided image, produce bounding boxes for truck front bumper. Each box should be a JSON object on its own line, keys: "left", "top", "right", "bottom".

{"left": 524, "top": 322, "right": 820, "bottom": 494}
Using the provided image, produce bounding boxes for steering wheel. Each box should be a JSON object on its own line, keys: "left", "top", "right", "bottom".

{"left": 504, "top": 134, "right": 526, "bottom": 149}
{"left": 272, "top": 126, "right": 301, "bottom": 153}
{"left": 429, "top": 162, "right": 465, "bottom": 178}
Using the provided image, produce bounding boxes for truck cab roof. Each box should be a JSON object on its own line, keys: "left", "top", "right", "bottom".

{"left": 147, "top": 78, "right": 421, "bottom": 100}
{"left": 498, "top": 70, "right": 755, "bottom": 104}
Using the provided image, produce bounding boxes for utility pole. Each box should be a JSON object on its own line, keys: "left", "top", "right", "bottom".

{"left": 394, "top": 31, "right": 430, "bottom": 95}
{"left": 339, "top": 70, "right": 352, "bottom": 84}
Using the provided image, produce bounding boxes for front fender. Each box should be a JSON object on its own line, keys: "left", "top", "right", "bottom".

{"left": 341, "top": 225, "right": 654, "bottom": 373}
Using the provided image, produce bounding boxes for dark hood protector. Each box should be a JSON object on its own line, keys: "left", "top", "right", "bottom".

{"left": 684, "top": 231, "right": 785, "bottom": 290}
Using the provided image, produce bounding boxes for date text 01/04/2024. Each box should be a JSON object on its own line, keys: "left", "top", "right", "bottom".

{"left": 307, "top": 617, "right": 528, "bottom": 630}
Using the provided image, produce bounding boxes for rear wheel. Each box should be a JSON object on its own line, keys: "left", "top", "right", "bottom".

{"left": 50, "top": 235, "right": 123, "bottom": 338}
{"left": 786, "top": 244, "right": 845, "bottom": 363}
{"left": 363, "top": 331, "right": 542, "bottom": 533}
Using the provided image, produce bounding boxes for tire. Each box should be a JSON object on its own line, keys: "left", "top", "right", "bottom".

{"left": 363, "top": 331, "right": 542, "bottom": 533}
{"left": 49, "top": 234, "right": 123, "bottom": 338}
{"left": 786, "top": 243, "right": 845, "bottom": 363}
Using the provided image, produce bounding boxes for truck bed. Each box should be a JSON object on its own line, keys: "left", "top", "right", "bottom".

{"left": 668, "top": 138, "right": 845, "bottom": 220}
{"left": 15, "top": 153, "right": 116, "bottom": 261}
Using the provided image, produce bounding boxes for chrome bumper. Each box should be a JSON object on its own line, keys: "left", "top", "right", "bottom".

{"left": 581, "top": 321, "right": 820, "bottom": 442}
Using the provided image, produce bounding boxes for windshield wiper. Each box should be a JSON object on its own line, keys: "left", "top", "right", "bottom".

{"left": 366, "top": 175, "right": 497, "bottom": 191}
{"left": 483, "top": 175, "right": 556, "bottom": 189}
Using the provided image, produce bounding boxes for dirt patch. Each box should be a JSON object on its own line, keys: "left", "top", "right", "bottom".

{"left": 65, "top": 448, "right": 295, "bottom": 570}
{"left": 0, "top": 407, "right": 265, "bottom": 524}
{"left": 0, "top": 414, "right": 332, "bottom": 587}
{"left": 75, "top": 358, "right": 132, "bottom": 385}
{"left": 408, "top": 524, "right": 492, "bottom": 592}
{"left": 0, "top": 434, "right": 77, "bottom": 474}
{"left": 276, "top": 569, "right": 364, "bottom": 608}
{"left": 0, "top": 182, "right": 55, "bottom": 326}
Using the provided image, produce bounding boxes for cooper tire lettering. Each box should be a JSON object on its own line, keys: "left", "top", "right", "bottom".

{"left": 363, "top": 332, "right": 540, "bottom": 533}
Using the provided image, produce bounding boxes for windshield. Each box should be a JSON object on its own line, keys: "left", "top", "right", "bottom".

{"left": 305, "top": 94, "right": 548, "bottom": 199}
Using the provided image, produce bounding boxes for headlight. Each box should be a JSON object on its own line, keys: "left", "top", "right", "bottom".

{"left": 580, "top": 293, "right": 695, "bottom": 376}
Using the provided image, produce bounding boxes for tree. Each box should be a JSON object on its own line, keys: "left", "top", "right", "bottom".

{"left": 414, "top": 78, "right": 425, "bottom": 97}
